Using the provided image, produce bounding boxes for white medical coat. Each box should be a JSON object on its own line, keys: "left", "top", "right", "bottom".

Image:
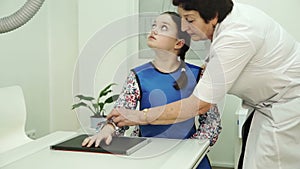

{"left": 193, "top": 2, "right": 300, "bottom": 169}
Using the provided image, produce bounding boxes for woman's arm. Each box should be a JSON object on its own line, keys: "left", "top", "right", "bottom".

{"left": 108, "top": 94, "right": 212, "bottom": 127}
{"left": 148, "top": 95, "right": 211, "bottom": 124}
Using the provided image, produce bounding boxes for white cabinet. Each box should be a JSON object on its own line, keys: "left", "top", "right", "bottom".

{"left": 236, "top": 107, "right": 248, "bottom": 138}
{"left": 234, "top": 106, "right": 249, "bottom": 169}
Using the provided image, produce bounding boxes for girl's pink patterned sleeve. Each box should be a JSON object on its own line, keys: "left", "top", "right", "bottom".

{"left": 114, "top": 71, "right": 140, "bottom": 109}
{"left": 191, "top": 105, "right": 222, "bottom": 146}
{"left": 113, "top": 71, "right": 140, "bottom": 136}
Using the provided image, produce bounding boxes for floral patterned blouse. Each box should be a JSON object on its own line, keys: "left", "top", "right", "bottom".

{"left": 114, "top": 71, "right": 222, "bottom": 146}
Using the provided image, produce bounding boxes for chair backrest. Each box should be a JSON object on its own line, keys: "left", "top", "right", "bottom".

{"left": 0, "top": 85, "right": 32, "bottom": 153}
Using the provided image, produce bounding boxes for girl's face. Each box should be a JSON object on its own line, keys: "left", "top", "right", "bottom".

{"left": 177, "top": 6, "right": 217, "bottom": 41}
{"left": 147, "top": 14, "right": 182, "bottom": 53}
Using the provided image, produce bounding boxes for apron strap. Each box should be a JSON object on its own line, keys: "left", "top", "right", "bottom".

{"left": 238, "top": 109, "right": 255, "bottom": 169}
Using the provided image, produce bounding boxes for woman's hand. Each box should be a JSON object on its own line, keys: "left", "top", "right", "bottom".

{"left": 81, "top": 124, "right": 115, "bottom": 147}
{"left": 107, "top": 108, "right": 147, "bottom": 127}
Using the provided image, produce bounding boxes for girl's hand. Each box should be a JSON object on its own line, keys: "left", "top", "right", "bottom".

{"left": 81, "top": 124, "right": 115, "bottom": 147}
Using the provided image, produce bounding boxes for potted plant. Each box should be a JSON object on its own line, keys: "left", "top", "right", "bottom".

{"left": 72, "top": 83, "right": 119, "bottom": 128}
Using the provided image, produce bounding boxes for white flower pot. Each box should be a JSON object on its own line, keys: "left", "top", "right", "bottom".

{"left": 90, "top": 116, "right": 106, "bottom": 129}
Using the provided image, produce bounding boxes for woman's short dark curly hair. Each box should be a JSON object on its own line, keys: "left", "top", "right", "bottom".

{"left": 173, "top": 0, "right": 233, "bottom": 23}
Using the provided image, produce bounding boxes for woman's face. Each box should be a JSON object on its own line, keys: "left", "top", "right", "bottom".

{"left": 147, "top": 14, "right": 180, "bottom": 52}
{"left": 177, "top": 6, "right": 216, "bottom": 41}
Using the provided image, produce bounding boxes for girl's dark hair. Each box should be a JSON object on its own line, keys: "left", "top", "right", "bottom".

{"left": 161, "top": 11, "right": 190, "bottom": 90}
{"left": 172, "top": 0, "right": 233, "bottom": 23}
{"left": 162, "top": 11, "right": 190, "bottom": 59}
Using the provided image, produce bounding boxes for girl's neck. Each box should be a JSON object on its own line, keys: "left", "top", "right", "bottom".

{"left": 151, "top": 48, "right": 181, "bottom": 73}
{"left": 152, "top": 56, "right": 181, "bottom": 73}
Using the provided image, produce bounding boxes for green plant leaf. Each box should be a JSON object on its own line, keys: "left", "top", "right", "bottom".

{"left": 91, "top": 103, "right": 100, "bottom": 115}
{"left": 98, "top": 83, "right": 117, "bottom": 98}
{"left": 72, "top": 102, "right": 96, "bottom": 114}
{"left": 71, "top": 102, "right": 88, "bottom": 109}
{"left": 112, "top": 94, "right": 119, "bottom": 101}
{"left": 92, "top": 103, "right": 98, "bottom": 110}
{"left": 99, "top": 89, "right": 112, "bottom": 98}
{"left": 104, "top": 94, "right": 119, "bottom": 104}
{"left": 75, "top": 94, "right": 94, "bottom": 101}
{"left": 72, "top": 83, "right": 118, "bottom": 117}
{"left": 98, "top": 102, "right": 105, "bottom": 113}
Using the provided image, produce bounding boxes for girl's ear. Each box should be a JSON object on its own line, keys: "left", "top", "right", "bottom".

{"left": 174, "top": 39, "right": 185, "bottom": 50}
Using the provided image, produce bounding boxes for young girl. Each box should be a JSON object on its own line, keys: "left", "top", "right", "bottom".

{"left": 82, "top": 11, "right": 221, "bottom": 169}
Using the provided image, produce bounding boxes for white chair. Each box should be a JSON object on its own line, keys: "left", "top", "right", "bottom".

{"left": 0, "top": 85, "right": 33, "bottom": 153}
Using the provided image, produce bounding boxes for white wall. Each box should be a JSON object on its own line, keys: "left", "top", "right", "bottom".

{"left": 47, "top": 0, "right": 79, "bottom": 133}
{"left": 0, "top": 0, "right": 138, "bottom": 138}
{"left": 75, "top": 0, "right": 138, "bottom": 128}
{"left": 0, "top": 0, "right": 79, "bottom": 137}
{"left": 0, "top": 0, "right": 51, "bottom": 137}
{"left": 77, "top": 0, "right": 138, "bottom": 93}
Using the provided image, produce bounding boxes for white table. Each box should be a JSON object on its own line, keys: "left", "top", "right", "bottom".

{"left": 0, "top": 131, "right": 209, "bottom": 169}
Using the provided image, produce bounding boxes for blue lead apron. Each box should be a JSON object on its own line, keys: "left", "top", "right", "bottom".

{"left": 133, "top": 62, "right": 212, "bottom": 169}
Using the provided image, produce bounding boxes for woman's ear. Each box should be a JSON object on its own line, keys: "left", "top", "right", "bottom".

{"left": 174, "top": 39, "right": 185, "bottom": 49}
{"left": 210, "top": 14, "right": 218, "bottom": 28}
